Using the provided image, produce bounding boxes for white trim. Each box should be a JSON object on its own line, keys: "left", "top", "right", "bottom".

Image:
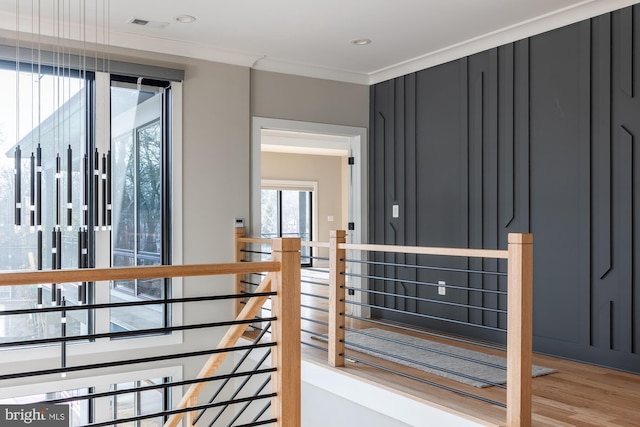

{"left": 251, "top": 118, "right": 367, "bottom": 243}
{"left": 370, "top": 0, "right": 640, "bottom": 84}
{"left": 170, "top": 81, "right": 184, "bottom": 331}
{"left": 261, "top": 179, "right": 319, "bottom": 244}
{"left": 252, "top": 117, "right": 369, "bottom": 317}
{"left": 252, "top": 57, "right": 369, "bottom": 85}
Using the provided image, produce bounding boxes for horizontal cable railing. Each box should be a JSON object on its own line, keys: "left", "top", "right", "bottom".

{"left": 237, "top": 231, "right": 332, "bottom": 359}
{"left": 235, "top": 228, "right": 533, "bottom": 427}
{"left": 332, "top": 231, "right": 533, "bottom": 427}
{"left": 0, "top": 239, "right": 302, "bottom": 427}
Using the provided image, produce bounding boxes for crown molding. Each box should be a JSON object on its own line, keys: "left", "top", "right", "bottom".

{"left": 109, "top": 31, "right": 262, "bottom": 68}
{"left": 368, "top": 0, "right": 640, "bottom": 84}
{"left": 252, "top": 56, "right": 370, "bottom": 85}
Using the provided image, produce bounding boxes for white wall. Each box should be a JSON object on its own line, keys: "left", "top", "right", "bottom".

{"left": 302, "top": 361, "right": 491, "bottom": 427}
{"left": 303, "top": 383, "right": 412, "bottom": 427}
{"left": 251, "top": 70, "right": 369, "bottom": 128}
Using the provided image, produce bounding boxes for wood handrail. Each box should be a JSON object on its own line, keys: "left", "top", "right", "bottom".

{"left": 236, "top": 237, "right": 329, "bottom": 249}
{"left": 0, "top": 262, "right": 280, "bottom": 287}
{"left": 302, "top": 241, "right": 329, "bottom": 248}
{"left": 237, "top": 237, "right": 272, "bottom": 244}
{"left": 340, "top": 243, "right": 508, "bottom": 259}
{"left": 232, "top": 229, "right": 532, "bottom": 427}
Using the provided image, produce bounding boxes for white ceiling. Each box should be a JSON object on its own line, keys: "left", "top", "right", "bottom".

{"left": 0, "top": 0, "right": 636, "bottom": 84}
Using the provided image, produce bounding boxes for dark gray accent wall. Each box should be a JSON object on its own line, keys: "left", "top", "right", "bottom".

{"left": 369, "top": 5, "right": 640, "bottom": 373}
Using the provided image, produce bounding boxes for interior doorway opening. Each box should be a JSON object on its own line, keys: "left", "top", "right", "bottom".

{"left": 251, "top": 117, "right": 368, "bottom": 317}
{"left": 251, "top": 118, "right": 366, "bottom": 246}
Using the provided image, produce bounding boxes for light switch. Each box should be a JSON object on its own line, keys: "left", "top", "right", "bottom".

{"left": 392, "top": 204, "right": 399, "bottom": 218}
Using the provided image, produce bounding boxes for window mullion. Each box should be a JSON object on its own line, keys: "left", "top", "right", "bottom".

{"left": 92, "top": 71, "right": 111, "bottom": 336}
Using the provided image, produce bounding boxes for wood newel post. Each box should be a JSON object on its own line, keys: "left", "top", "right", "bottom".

{"left": 235, "top": 226, "right": 246, "bottom": 317}
{"left": 271, "top": 237, "right": 301, "bottom": 427}
{"left": 329, "top": 230, "right": 347, "bottom": 367}
{"left": 506, "top": 233, "right": 533, "bottom": 427}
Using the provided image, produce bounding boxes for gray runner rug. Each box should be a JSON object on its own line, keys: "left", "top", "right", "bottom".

{"left": 341, "top": 328, "right": 556, "bottom": 388}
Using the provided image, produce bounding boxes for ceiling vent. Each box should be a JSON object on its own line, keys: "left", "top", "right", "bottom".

{"left": 128, "top": 18, "right": 169, "bottom": 29}
{"left": 129, "top": 18, "right": 149, "bottom": 26}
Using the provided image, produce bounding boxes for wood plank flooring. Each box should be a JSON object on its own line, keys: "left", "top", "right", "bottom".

{"left": 251, "top": 268, "right": 640, "bottom": 426}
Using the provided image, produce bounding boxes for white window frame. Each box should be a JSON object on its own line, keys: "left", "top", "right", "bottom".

{"left": 261, "top": 179, "right": 319, "bottom": 243}
{"left": 0, "top": 366, "right": 182, "bottom": 425}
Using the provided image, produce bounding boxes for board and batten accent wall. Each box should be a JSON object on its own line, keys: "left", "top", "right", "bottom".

{"left": 369, "top": 4, "right": 640, "bottom": 373}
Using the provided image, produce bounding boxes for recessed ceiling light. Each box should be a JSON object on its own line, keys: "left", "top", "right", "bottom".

{"left": 174, "top": 15, "right": 196, "bottom": 24}
{"left": 350, "top": 38, "right": 371, "bottom": 46}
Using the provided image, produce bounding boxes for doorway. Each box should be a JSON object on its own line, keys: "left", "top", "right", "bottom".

{"left": 251, "top": 118, "right": 367, "bottom": 245}
{"left": 251, "top": 117, "right": 368, "bottom": 317}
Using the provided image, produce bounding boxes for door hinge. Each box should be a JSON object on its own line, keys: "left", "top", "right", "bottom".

{"left": 348, "top": 222, "right": 355, "bottom": 230}
{"left": 348, "top": 156, "right": 355, "bottom": 165}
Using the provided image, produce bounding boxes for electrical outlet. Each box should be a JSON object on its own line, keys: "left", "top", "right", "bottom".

{"left": 438, "top": 280, "right": 446, "bottom": 296}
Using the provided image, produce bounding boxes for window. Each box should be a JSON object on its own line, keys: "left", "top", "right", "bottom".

{"left": 261, "top": 184, "right": 313, "bottom": 266}
{"left": 0, "top": 372, "right": 173, "bottom": 426}
{"left": 0, "top": 59, "right": 179, "bottom": 351}
{"left": 110, "top": 78, "right": 171, "bottom": 332}
{"left": 111, "top": 378, "right": 169, "bottom": 427}
{"left": 0, "top": 388, "right": 92, "bottom": 426}
{"left": 0, "top": 62, "right": 90, "bottom": 342}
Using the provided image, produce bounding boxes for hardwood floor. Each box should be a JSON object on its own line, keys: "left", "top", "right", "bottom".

{"left": 253, "top": 268, "right": 640, "bottom": 426}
